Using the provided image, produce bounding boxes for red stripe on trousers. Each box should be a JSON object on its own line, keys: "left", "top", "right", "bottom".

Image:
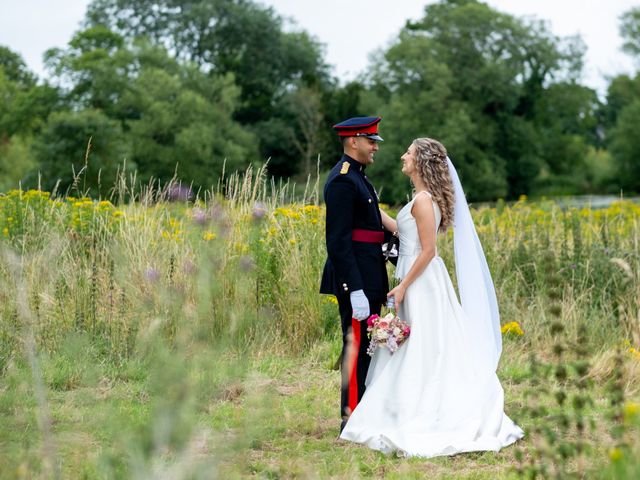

{"left": 348, "top": 317, "right": 361, "bottom": 414}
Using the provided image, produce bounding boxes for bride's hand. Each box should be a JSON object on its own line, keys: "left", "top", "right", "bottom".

{"left": 387, "top": 284, "right": 406, "bottom": 305}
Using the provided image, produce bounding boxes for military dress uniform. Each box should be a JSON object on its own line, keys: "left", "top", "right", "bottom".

{"left": 320, "top": 117, "right": 389, "bottom": 431}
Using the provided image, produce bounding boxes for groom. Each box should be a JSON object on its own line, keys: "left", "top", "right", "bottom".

{"left": 320, "top": 116, "right": 389, "bottom": 432}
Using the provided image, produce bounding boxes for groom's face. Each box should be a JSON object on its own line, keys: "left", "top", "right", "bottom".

{"left": 352, "top": 137, "right": 379, "bottom": 165}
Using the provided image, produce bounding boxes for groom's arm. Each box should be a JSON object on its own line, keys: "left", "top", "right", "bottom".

{"left": 325, "top": 176, "right": 364, "bottom": 293}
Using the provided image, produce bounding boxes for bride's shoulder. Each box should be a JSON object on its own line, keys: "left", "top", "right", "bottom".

{"left": 413, "top": 191, "right": 433, "bottom": 204}
{"left": 410, "top": 191, "right": 434, "bottom": 214}
{"left": 411, "top": 190, "right": 432, "bottom": 202}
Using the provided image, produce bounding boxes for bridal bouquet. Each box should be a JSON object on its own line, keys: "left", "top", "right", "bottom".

{"left": 366, "top": 312, "right": 411, "bottom": 356}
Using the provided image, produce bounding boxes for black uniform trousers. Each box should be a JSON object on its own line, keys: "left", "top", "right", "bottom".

{"left": 338, "top": 291, "right": 382, "bottom": 428}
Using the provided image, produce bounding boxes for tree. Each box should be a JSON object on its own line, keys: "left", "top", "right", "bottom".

{"left": 283, "top": 86, "right": 325, "bottom": 179}
{"left": 122, "top": 64, "right": 257, "bottom": 186}
{"left": 603, "top": 7, "right": 640, "bottom": 129}
{"left": 28, "top": 109, "right": 127, "bottom": 195}
{"left": 621, "top": 7, "right": 640, "bottom": 59}
{"left": 83, "top": 0, "right": 333, "bottom": 172}
{"left": 604, "top": 6, "right": 640, "bottom": 193}
{"left": 533, "top": 82, "right": 601, "bottom": 194}
{"left": 43, "top": 28, "right": 258, "bottom": 189}
{"left": 0, "top": 135, "right": 36, "bottom": 192}
{"left": 0, "top": 47, "right": 60, "bottom": 137}
{"left": 603, "top": 74, "right": 640, "bottom": 129}
{"left": 0, "top": 47, "right": 61, "bottom": 189}
{"left": 0, "top": 46, "right": 36, "bottom": 87}
{"left": 362, "top": 0, "right": 587, "bottom": 202}
{"left": 609, "top": 100, "right": 640, "bottom": 193}
{"left": 44, "top": 26, "right": 133, "bottom": 117}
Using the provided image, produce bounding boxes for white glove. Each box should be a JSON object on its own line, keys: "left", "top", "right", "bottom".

{"left": 350, "top": 290, "right": 370, "bottom": 321}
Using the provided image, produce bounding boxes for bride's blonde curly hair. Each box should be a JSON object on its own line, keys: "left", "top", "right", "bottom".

{"left": 412, "top": 137, "right": 455, "bottom": 233}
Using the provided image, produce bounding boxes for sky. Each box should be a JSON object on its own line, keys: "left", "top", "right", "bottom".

{"left": 0, "top": 0, "right": 638, "bottom": 95}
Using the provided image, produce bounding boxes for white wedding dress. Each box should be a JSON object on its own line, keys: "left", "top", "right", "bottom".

{"left": 340, "top": 192, "right": 524, "bottom": 457}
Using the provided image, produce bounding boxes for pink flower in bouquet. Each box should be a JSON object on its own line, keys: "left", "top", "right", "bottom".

{"left": 366, "top": 312, "right": 411, "bottom": 356}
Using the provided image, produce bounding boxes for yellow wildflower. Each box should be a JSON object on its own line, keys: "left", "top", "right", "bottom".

{"left": 628, "top": 347, "right": 640, "bottom": 361}
{"left": 324, "top": 295, "right": 339, "bottom": 305}
{"left": 275, "top": 207, "right": 301, "bottom": 220}
{"left": 623, "top": 402, "right": 639, "bottom": 421}
{"left": 303, "top": 205, "right": 320, "bottom": 214}
{"left": 203, "top": 232, "right": 217, "bottom": 241}
{"left": 113, "top": 211, "right": 125, "bottom": 218}
{"left": 2, "top": 228, "right": 8, "bottom": 237}
{"left": 609, "top": 447, "right": 623, "bottom": 462}
{"left": 501, "top": 321, "right": 524, "bottom": 336}
{"left": 24, "top": 189, "right": 41, "bottom": 199}
{"left": 233, "top": 242, "right": 249, "bottom": 253}
{"left": 289, "top": 238, "right": 297, "bottom": 245}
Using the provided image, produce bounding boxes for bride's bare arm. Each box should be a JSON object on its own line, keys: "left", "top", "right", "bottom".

{"left": 379, "top": 208, "right": 398, "bottom": 234}
{"left": 387, "top": 194, "right": 437, "bottom": 305}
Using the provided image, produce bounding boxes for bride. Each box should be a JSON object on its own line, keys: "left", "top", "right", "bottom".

{"left": 339, "top": 137, "right": 524, "bottom": 457}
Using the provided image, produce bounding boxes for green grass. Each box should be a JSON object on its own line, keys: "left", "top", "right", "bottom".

{"left": 1, "top": 168, "right": 640, "bottom": 478}
{"left": 0, "top": 334, "right": 636, "bottom": 479}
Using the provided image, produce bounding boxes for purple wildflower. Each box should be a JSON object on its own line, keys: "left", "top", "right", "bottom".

{"left": 252, "top": 202, "right": 268, "bottom": 221}
{"left": 145, "top": 267, "right": 161, "bottom": 283}
{"left": 168, "top": 184, "right": 193, "bottom": 202}
{"left": 192, "top": 207, "right": 208, "bottom": 226}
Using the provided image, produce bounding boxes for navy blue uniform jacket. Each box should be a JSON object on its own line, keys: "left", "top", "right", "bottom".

{"left": 320, "top": 155, "right": 389, "bottom": 303}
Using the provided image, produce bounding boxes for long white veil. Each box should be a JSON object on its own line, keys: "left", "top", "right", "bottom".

{"left": 447, "top": 157, "right": 502, "bottom": 371}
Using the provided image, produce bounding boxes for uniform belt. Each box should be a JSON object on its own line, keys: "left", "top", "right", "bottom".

{"left": 351, "top": 229, "right": 384, "bottom": 243}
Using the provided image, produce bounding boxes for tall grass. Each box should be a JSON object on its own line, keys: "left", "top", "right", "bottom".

{"left": 0, "top": 167, "right": 639, "bottom": 478}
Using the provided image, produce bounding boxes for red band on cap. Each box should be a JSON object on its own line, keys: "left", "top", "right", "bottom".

{"left": 336, "top": 124, "right": 380, "bottom": 137}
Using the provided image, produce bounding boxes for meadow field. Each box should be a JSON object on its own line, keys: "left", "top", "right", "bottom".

{"left": 0, "top": 166, "right": 639, "bottom": 479}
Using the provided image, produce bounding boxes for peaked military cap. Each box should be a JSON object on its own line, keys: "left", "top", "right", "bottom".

{"left": 333, "top": 116, "right": 384, "bottom": 142}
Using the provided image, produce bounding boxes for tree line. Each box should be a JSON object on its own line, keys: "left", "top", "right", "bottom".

{"left": 1, "top": 0, "right": 640, "bottom": 203}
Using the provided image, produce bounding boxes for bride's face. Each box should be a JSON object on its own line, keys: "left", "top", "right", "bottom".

{"left": 401, "top": 144, "right": 417, "bottom": 176}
